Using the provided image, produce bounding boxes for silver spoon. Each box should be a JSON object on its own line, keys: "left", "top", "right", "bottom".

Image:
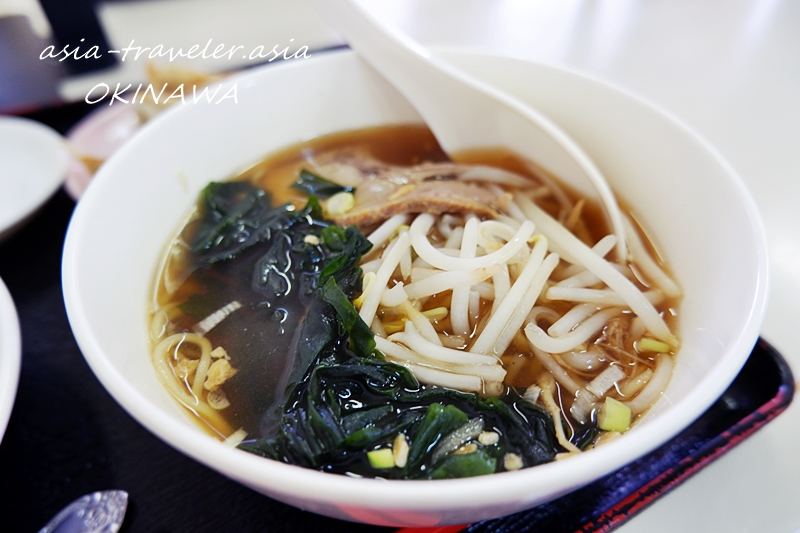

{"left": 309, "top": 0, "right": 627, "bottom": 259}
{"left": 38, "top": 490, "right": 128, "bottom": 533}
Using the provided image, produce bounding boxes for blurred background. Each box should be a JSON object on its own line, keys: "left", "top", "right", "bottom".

{"left": 0, "top": 0, "right": 343, "bottom": 112}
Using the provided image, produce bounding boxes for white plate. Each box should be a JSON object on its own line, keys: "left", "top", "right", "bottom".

{"left": 0, "top": 116, "right": 69, "bottom": 241}
{"left": 65, "top": 105, "right": 141, "bottom": 200}
{"left": 0, "top": 276, "right": 21, "bottom": 442}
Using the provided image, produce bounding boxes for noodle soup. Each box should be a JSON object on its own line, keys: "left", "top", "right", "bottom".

{"left": 150, "top": 125, "right": 680, "bottom": 479}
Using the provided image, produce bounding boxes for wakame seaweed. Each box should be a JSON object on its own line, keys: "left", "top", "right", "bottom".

{"left": 180, "top": 182, "right": 371, "bottom": 431}
{"left": 240, "top": 345, "right": 564, "bottom": 478}
{"left": 187, "top": 179, "right": 564, "bottom": 479}
{"left": 191, "top": 182, "right": 331, "bottom": 266}
{"left": 291, "top": 168, "right": 355, "bottom": 198}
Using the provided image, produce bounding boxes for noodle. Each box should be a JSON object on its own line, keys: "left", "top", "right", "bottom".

{"left": 402, "top": 267, "right": 499, "bottom": 300}
{"left": 515, "top": 193, "right": 678, "bottom": 347}
{"left": 546, "top": 287, "right": 665, "bottom": 307}
{"left": 389, "top": 322, "right": 499, "bottom": 366}
{"left": 622, "top": 214, "right": 682, "bottom": 298}
{"left": 451, "top": 217, "right": 479, "bottom": 335}
{"left": 151, "top": 333, "right": 232, "bottom": 436}
{"left": 530, "top": 345, "right": 583, "bottom": 396}
{"left": 489, "top": 264, "right": 511, "bottom": 316}
{"left": 491, "top": 253, "right": 559, "bottom": 357}
{"left": 538, "top": 374, "right": 581, "bottom": 454}
{"left": 402, "top": 363, "right": 484, "bottom": 392}
{"left": 401, "top": 301, "right": 441, "bottom": 345}
{"left": 409, "top": 214, "right": 535, "bottom": 271}
{"left": 625, "top": 353, "right": 673, "bottom": 414}
{"left": 557, "top": 235, "right": 619, "bottom": 279}
{"left": 525, "top": 307, "right": 624, "bottom": 354}
{"left": 375, "top": 337, "right": 506, "bottom": 382}
{"left": 380, "top": 282, "right": 408, "bottom": 308}
{"left": 359, "top": 232, "right": 411, "bottom": 326}
{"left": 366, "top": 214, "right": 409, "bottom": 247}
{"left": 548, "top": 303, "right": 598, "bottom": 337}
{"left": 469, "top": 236, "right": 548, "bottom": 355}
{"left": 560, "top": 349, "right": 604, "bottom": 372}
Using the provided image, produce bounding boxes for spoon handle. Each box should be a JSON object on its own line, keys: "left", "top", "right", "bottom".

{"left": 38, "top": 490, "right": 128, "bottom": 533}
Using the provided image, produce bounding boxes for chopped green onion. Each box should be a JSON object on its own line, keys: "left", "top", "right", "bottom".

{"left": 597, "top": 397, "right": 632, "bottom": 432}
{"left": 637, "top": 337, "right": 671, "bottom": 353}
{"left": 367, "top": 448, "right": 395, "bottom": 469}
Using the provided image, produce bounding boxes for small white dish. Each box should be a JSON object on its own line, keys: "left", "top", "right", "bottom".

{"left": 64, "top": 105, "right": 141, "bottom": 200}
{"left": 0, "top": 277, "right": 21, "bottom": 442}
{"left": 0, "top": 116, "right": 69, "bottom": 241}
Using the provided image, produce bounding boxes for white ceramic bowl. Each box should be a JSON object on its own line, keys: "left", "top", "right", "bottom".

{"left": 0, "top": 277, "right": 21, "bottom": 442}
{"left": 62, "top": 49, "right": 767, "bottom": 527}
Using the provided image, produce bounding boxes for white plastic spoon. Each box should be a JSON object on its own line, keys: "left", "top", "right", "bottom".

{"left": 309, "top": 0, "right": 627, "bottom": 259}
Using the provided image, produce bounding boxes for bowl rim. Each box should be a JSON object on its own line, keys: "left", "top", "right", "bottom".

{"left": 0, "top": 276, "right": 22, "bottom": 442}
{"left": 61, "top": 48, "right": 769, "bottom": 512}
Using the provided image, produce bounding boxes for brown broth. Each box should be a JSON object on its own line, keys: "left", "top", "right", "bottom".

{"left": 151, "top": 124, "right": 680, "bottom": 442}
{"left": 235, "top": 125, "right": 448, "bottom": 207}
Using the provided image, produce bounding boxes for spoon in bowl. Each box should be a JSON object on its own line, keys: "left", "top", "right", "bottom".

{"left": 309, "top": 0, "right": 627, "bottom": 259}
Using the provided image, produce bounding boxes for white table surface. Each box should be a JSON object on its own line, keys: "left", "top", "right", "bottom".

{"left": 56, "top": 0, "right": 800, "bottom": 531}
